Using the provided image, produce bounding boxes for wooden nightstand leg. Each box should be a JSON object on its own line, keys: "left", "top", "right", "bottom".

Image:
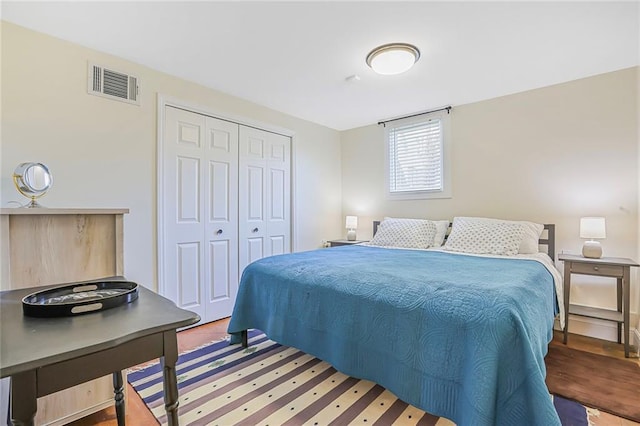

{"left": 622, "top": 267, "right": 630, "bottom": 358}
{"left": 563, "top": 262, "right": 571, "bottom": 344}
{"left": 616, "top": 277, "right": 622, "bottom": 344}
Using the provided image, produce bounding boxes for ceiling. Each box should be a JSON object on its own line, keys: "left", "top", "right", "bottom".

{"left": 2, "top": 1, "right": 638, "bottom": 131}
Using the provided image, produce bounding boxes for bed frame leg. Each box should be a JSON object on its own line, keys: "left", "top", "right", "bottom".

{"left": 241, "top": 330, "right": 248, "bottom": 348}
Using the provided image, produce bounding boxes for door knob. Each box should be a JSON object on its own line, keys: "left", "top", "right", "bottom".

{"left": 216, "top": 229, "right": 223, "bottom": 235}
{"left": 252, "top": 228, "right": 259, "bottom": 233}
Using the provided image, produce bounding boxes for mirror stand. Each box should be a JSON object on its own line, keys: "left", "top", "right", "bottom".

{"left": 13, "top": 162, "right": 53, "bottom": 208}
{"left": 24, "top": 196, "right": 44, "bottom": 208}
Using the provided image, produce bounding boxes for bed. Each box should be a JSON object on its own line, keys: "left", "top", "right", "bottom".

{"left": 227, "top": 217, "right": 564, "bottom": 425}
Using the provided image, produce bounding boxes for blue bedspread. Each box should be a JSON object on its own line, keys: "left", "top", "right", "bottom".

{"left": 228, "top": 246, "right": 560, "bottom": 425}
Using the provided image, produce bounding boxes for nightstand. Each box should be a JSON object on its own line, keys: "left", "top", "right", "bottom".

{"left": 328, "top": 240, "right": 368, "bottom": 247}
{"left": 558, "top": 253, "right": 639, "bottom": 357}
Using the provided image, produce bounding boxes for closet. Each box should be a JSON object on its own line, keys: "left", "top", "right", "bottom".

{"left": 161, "top": 106, "right": 291, "bottom": 324}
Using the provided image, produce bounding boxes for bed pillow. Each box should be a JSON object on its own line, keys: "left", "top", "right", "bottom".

{"left": 518, "top": 221, "right": 544, "bottom": 254}
{"left": 432, "top": 220, "right": 450, "bottom": 247}
{"left": 443, "top": 217, "right": 525, "bottom": 256}
{"left": 370, "top": 217, "right": 437, "bottom": 249}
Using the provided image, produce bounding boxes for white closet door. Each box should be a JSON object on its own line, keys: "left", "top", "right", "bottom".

{"left": 239, "top": 126, "right": 291, "bottom": 276}
{"left": 265, "top": 132, "right": 291, "bottom": 257}
{"left": 203, "top": 116, "right": 239, "bottom": 320}
{"left": 163, "top": 107, "right": 239, "bottom": 323}
{"left": 164, "top": 106, "right": 207, "bottom": 321}
{"left": 239, "top": 126, "right": 268, "bottom": 274}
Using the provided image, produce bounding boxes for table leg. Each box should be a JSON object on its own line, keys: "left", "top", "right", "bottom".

{"left": 241, "top": 330, "right": 248, "bottom": 348}
{"left": 112, "top": 371, "right": 125, "bottom": 426}
{"left": 623, "top": 268, "right": 630, "bottom": 358}
{"left": 10, "top": 371, "right": 36, "bottom": 426}
{"left": 563, "top": 262, "right": 571, "bottom": 344}
{"left": 162, "top": 330, "right": 180, "bottom": 426}
{"left": 616, "top": 277, "right": 622, "bottom": 344}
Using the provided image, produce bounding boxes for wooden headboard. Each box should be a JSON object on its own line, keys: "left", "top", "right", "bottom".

{"left": 539, "top": 224, "right": 556, "bottom": 261}
{"left": 372, "top": 221, "right": 556, "bottom": 260}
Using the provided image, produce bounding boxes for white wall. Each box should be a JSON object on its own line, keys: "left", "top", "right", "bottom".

{"left": 341, "top": 67, "right": 639, "bottom": 341}
{"left": 1, "top": 21, "right": 343, "bottom": 291}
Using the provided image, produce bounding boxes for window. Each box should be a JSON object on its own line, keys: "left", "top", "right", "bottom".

{"left": 385, "top": 113, "right": 451, "bottom": 199}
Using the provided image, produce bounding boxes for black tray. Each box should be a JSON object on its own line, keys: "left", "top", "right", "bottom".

{"left": 22, "top": 280, "right": 139, "bottom": 317}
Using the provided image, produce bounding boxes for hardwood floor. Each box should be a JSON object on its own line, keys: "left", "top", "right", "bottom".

{"left": 549, "top": 331, "right": 640, "bottom": 426}
{"left": 67, "top": 320, "right": 638, "bottom": 426}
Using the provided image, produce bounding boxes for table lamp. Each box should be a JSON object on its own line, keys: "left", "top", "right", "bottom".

{"left": 580, "top": 217, "right": 606, "bottom": 258}
{"left": 346, "top": 216, "right": 358, "bottom": 241}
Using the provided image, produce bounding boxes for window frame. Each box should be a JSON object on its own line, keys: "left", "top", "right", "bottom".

{"left": 384, "top": 111, "right": 452, "bottom": 200}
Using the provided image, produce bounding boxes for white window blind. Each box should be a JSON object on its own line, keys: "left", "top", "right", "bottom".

{"left": 388, "top": 118, "right": 443, "bottom": 193}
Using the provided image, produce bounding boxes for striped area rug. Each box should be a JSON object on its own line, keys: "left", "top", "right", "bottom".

{"left": 128, "top": 330, "right": 592, "bottom": 425}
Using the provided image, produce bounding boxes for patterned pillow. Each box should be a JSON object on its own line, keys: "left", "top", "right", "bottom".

{"left": 443, "top": 217, "right": 525, "bottom": 256}
{"left": 370, "top": 217, "right": 437, "bottom": 249}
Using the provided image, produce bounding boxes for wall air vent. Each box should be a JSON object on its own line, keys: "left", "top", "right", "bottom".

{"left": 88, "top": 62, "right": 140, "bottom": 105}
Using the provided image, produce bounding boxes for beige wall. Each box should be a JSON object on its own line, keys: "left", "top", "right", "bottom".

{"left": 342, "top": 68, "right": 639, "bottom": 340}
{"left": 1, "top": 21, "right": 343, "bottom": 291}
{"left": 3, "top": 20, "right": 639, "bottom": 342}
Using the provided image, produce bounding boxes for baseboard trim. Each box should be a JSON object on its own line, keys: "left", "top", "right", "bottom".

{"left": 555, "top": 314, "right": 638, "bottom": 345}
{"left": 566, "top": 315, "right": 618, "bottom": 341}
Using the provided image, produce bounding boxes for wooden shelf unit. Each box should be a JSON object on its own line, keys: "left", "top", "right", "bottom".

{"left": 0, "top": 207, "right": 129, "bottom": 425}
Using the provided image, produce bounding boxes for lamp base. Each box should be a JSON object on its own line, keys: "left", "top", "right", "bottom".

{"left": 346, "top": 229, "right": 356, "bottom": 241}
{"left": 582, "top": 240, "right": 602, "bottom": 259}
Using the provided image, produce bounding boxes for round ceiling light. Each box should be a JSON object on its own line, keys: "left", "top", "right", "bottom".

{"left": 366, "top": 43, "right": 420, "bottom": 75}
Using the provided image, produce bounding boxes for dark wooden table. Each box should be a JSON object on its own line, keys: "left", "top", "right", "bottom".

{"left": 0, "top": 277, "right": 200, "bottom": 426}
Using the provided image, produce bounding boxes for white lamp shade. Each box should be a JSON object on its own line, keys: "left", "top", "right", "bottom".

{"left": 345, "top": 216, "right": 358, "bottom": 229}
{"left": 580, "top": 217, "right": 606, "bottom": 239}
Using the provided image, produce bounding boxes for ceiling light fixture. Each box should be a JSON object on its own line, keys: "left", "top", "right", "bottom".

{"left": 366, "top": 43, "right": 420, "bottom": 76}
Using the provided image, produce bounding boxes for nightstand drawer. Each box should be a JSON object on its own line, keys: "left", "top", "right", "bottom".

{"left": 570, "top": 262, "right": 623, "bottom": 277}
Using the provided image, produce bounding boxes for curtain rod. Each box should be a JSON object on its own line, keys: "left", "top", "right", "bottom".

{"left": 377, "top": 106, "right": 452, "bottom": 127}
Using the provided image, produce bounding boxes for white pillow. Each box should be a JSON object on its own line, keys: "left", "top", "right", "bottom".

{"left": 432, "top": 220, "right": 450, "bottom": 247}
{"left": 443, "top": 217, "right": 525, "bottom": 256}
{"left": 370, "top": 217, "right": 437, "bottom": 249}
{"left": 518, "top": 221, "right": 544, "bottom": 254}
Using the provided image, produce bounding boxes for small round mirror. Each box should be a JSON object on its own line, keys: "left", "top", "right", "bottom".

{"left": 13, "top": 162, "right": 53, "bottom": 208}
